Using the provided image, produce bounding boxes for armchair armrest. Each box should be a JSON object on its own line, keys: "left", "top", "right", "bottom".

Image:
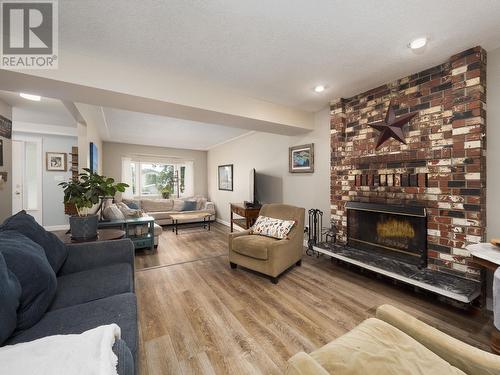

{"left": 59, "top": 239, "right": 135, "bottom": 276}
{"left": 376, "top": 304, "right": 500, "bottom": 375}
{"left": 286, "top": 352, "right": 330, "bottom": 375}
{"left": 228, "top": 229, "right": 252, "bottom": 248}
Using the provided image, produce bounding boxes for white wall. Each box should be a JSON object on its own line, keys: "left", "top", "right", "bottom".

{"left": 75, "top": 104, "right": 104, "bottom": 174}
{"left": 0, "top": 99, "right": 12, "bottom": 221}
{"left": 487, "top": 47, "right": 500, "bottom": 240}
{"left": 207, "top": 107, "right": 330, "bottom": 225}
{"left": 102, "top": 142, "right": 208, "bottom": 197}
{"left": 13, "top": 131, "right": 77, "bottom": 227}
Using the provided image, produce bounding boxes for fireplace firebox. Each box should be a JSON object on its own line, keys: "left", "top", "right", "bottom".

{"left": 346, "top": 202, "right": 427, "bottom": 268}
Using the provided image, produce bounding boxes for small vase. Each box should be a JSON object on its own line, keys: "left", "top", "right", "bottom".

{"left": 70, "top": 214, "right": 99, "bottom": 241}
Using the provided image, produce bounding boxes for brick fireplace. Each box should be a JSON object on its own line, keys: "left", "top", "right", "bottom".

{"left": 330, "top": 46, "right": 487, "bottom": 282}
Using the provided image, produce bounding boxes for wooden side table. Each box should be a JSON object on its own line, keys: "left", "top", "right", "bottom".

{"left": 230, "top": 203, "right": 261, "bottom": 232}
{"left": 467, "top": 243, "right": 500, "bottom": 354}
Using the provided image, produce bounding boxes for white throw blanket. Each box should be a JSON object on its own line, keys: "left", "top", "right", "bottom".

{"left": 0, "top": 324, "right": 121, "bottom": 375}
{"left": 494, "top": 267, "right": 500, "bottom": 330}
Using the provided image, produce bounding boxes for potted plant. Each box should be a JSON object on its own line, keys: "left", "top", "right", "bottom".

{"left": 159, "top": 185, "right": 173, "bottom": 199}
{"left": 59, "top": 168, "right": 128, "bottom": 241}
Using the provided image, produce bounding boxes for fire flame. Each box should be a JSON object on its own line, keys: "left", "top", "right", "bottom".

{"left": 377, "top": 219, "right": 415, "bottom": 238}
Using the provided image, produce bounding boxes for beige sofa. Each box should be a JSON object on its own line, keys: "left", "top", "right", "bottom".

{"left": 228, "top": 204, "right": 305, "bottom": 284}
{"left": 122, "top": 197, "right": 215, "bottom": 226}
{"left": 287, "top": 304, "right": 500, "bottom": 375}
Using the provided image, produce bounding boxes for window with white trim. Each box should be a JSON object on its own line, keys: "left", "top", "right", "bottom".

{"left": 121, "top": 157, "right": 194, "bottom": 199}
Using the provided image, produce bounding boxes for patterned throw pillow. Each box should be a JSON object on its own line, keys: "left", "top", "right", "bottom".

{"left": 251, "top": 215, "right": 296, "bottom": 239}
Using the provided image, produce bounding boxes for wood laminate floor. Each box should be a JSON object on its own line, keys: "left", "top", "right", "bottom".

{"left": 136, "top": 223, "right": 494, "bottom": 375}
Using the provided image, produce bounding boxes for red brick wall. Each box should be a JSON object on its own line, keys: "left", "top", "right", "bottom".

{"left": 330, "top": 46, "right": 487, "bottom": 281}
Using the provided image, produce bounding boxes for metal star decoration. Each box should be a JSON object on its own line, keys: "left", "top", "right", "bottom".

{"left": 369, "top": 100, "right": 418, "bottom": 149}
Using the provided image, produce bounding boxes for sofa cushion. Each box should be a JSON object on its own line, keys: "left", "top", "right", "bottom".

{"left": 141, "top": 199, "right": 173, "bottom": 212}
{"left": 0, "top": 230, "right": 57, "bottom": 331}
{"left": 232, "top": 235, "right": 279, "bottom": 260}
{"left": 7, "top": 293, "right": 138, "bottom": 359}
{"left": 172, "top": 199, "right": 184, "bottom": 211}
{"left": 309, "top": 318, "right": 466, "bottom": 375}
{"left": 49, "top": 263, "right": 133, "bottom": 311}
{"left": 182, "top": 200, "right": 197, "bottom": 211}
{"left": 0, "top": 211, "right": 68, "bottom": 273}
{"left": 0, "top": 252, "right": 22, "bottom": 345}
{"left": 148, "top": 211, "right": 174, "bottom": 221}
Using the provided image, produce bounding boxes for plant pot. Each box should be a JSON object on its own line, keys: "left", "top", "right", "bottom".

{"left": 69, "top": 214, "right": 99, "bottom": 241}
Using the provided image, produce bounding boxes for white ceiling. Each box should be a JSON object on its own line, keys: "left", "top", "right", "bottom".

{"left": 0, "top": 90, "right": 76, "bottom": 127}
{"left": 60, "top": 0, "right": 500, "bottom": 111}
{"left": 101, "top": 107, "right": 251, "bottom": 150}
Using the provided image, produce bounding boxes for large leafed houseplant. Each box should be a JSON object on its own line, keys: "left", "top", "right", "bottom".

{"left": 59, "top": 168, "right": 128, "bottom": 241}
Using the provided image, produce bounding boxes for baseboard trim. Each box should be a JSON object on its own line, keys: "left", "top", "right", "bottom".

{"left": 44, "top": 225, "right": 69, "bottom": 231}
{"left": 216, "top": 218, "right": 244, "bottom": 231}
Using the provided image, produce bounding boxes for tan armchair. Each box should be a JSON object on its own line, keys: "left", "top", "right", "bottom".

{"left": 228, "top": 204, "right": 305, "bottom": 283}
{"left": 287, "top": 304, "right": 500, "bottom": 375}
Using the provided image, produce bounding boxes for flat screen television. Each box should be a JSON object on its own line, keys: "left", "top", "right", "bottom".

{"left": 246, "top": 168, "right": 259, "bottom": 207}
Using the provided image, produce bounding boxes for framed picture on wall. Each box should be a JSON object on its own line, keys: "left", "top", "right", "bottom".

{"left": 46, "top": 152, "right": 67, "bottom": 171}
{"left": 218, "top": 164, "right": 233, "bottom": 191}
{"left": 289, "top": 143, "right": 314, "bottom": 173}
{"left": 0, "top": 115, "right": 12, "bottom": 139}
{"left": 89, "top": 142, "right": 98, "bottom": 173}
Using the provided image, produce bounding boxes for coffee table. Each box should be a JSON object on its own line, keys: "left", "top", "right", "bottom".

{"left": 170, "top": 212, "right": 212, "bottom": 235}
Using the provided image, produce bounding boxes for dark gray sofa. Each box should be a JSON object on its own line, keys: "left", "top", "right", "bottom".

{"left": 2, "top": 238, "right": 137, "bottom": 375}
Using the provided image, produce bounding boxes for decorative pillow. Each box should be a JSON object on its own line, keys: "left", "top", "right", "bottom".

{"left": 0, "top": 252, "right": 21, "bottom": 344}
{"left": 189, "top": 196, "right": 207, "bottom": 210}
{"left": 0, "top": 230, "right": 57, "bottom": 331}
{"left": 182, "top": 200, "right": 198, "bottom": 211}
{"left": 251, "top": 215, "right": 295, "bottom": 239}
{"left": 115, "top": 202, "right": 142, "bottom": 218}
{"left": 122, "top": 198, "right": 141, "bottom": 210}
{"left": 0, "top": 211, "right": 68, "bottom": 274}
{"left": 102, "top": 204, "right": 125, "bottom": 220}
{"left": 126, "top": 201, "right": 139, "bottom": 209}
{"left": 172, "top": 199, "right": 185, "bottom": 211}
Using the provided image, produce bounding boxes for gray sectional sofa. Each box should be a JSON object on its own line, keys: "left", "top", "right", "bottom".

{"left": 0, "top": 211, "right": 137, "bottom": 375}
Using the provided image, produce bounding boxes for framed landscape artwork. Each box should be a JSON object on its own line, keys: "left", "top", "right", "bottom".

{"left": 289, "top": 143, "right": 314, "bottom": 173}
{"left": 46, "top": 152, "right": 67, "bottom": 171}
{"left": 218, "top": 164, "right": 233, "bottom": 191}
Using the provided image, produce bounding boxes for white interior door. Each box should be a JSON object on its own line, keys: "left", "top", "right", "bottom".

{"left": 12, "top": 136, "right": 43, "bottom": 224}
{"left": 12, "top": 140, "right": 24, "bottom": 215}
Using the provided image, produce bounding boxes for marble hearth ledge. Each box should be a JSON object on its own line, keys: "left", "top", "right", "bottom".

{"left": 314, "top": 243, "right": 481, "bottom": 303}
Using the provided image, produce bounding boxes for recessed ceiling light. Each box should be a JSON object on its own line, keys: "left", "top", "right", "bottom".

{"left": 314, "top": 85, "right": 326, "bottom": 93}
{"left": 408, "top": 37, "right": 427, "bottom": 50}
{"left": 19, "top": 93, "right": 41, "bottom": 101}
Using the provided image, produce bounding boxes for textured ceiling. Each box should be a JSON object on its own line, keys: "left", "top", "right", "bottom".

{"left": 59, "top": 0, "right": 500, "bottom": 111}
{"left": 0, "top": 90, "right": 75, "bottom": 127}
{"left": 101, "top": 107, "right": 250, "bottom": 150}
